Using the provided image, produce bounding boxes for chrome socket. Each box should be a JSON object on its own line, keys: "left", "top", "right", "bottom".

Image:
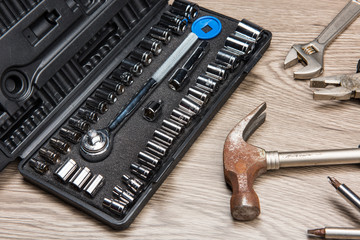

{"left": 54, "top": 158, "right": 78, "bottom": 182}
{"left": 159, "top": 12, "right": 188, "bottom": 35}
{"left": 215, "top": 48, "right": 241, "bottom": 71}
{"left": 70, "top": 167, "right": 92, "bottom": 190}
{"left": 161, "top": 119, "right": 184, "bottom": 136}
{"left": 50, "top": 138, "right": 71, "bottom": 154}
{"left": 146, "top": 140, "right": 168, "bottom": 157}
{"left": 68, "top": 117, "right": 90, "bottom": 133}
{"left": 113, "top": 185, "right": 135, "bottom": 204}
{"left": 39, "top": 147, "right": 60, "bottom": 164}
{"left": 86, "top": 97, "right": 108, "bottom": 114}
{"left": 143, "top": 100, "right": 163, "bottom": 122}
{"left": 179, "top": 96, "right": 202, "bottom": 115}
{"left": 130, "top": 163, "right": 153, "bottom": 180}
{"left": 171, "top": 0, "right": 199, "bottom": 22}
{"left": 78, "top": 107, "right": 99, "bottom": 123}
{"left": 149, "top": 25, "right": 172, "bottom": 44}
{"left": 84, "top": 174, "right": 105, "bottom": 197}
{"left": 95, "top": 88, "right": 117, "bottom": 104}
{"left": 170, "top": 108, "right": 192, "bottom": 126}
{"left": 59, "top": 127, "right": 82, "bottom": 144}
{"left": 153, "top": 129, "right": 176, "bottom": 146}
{"left": 131, "top": 48, "right": 154, "bottom": 66}
{"left": 187, "top": 86, "right": 210, "bottom": 105}
{"left": 140, "top": 37, "right": 162, "bottom": 56}
{"left": 111, "top": 69, "right": 133, "bottom": 86}
{"left": 121, "top": 58, "right": 143, "bottom": 76}
{"left": 103, "top": 198, "right": 127, "bottom": 216}
{"left": 138, "top": 151, "right": 162, "bottom": 169}
{"left": 206, "top": 63, "right": 228, "bottom": 82}
{"left": 225, "top": 34, "right": 255, "bottom": 56}
{"left": 235, "top": 19, "right": 263, "bottom": 42}
{"left": 168, "top": 68, "right": 189, "bottom": 91}
{"left": 102, "top": 79, "right": 125, "bottom": 95}
{"left": 122, "top": 174, "right": 144, "bottom": 194}
{"left": 29, "top": 158, "right": 49, "bottom": 174}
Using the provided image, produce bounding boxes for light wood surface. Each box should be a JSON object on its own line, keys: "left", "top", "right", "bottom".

{"left": 2, "top": 0, "right": 360, "bottom": 239}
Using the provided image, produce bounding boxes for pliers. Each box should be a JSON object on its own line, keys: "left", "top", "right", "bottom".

{"left": 310, "top": 61, "right": 360, "bottom": 100}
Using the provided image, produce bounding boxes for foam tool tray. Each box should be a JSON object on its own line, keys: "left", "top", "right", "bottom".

{"left": 0, "top": 0, "right": 271, "bottom": 229}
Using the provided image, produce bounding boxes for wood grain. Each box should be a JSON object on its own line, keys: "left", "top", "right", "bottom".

{"left": 2, "top": 0, "right": 360, "bottom": 239}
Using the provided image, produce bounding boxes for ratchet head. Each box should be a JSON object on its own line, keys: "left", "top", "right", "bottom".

{"left": 284, "top": 42, "right": 324, "bottom": 80}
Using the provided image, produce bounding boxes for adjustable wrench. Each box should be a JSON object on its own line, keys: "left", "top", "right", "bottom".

{"left": 284, "top": 0, "right": 360, "bottom": 80}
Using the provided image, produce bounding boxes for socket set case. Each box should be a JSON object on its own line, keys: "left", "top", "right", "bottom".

{"left": 0, "top": 0, "right": 271, "bottom": 229}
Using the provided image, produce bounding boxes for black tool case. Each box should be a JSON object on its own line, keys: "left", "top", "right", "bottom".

{"left": 0, "top": 0, "right": 271, "bottom": 229}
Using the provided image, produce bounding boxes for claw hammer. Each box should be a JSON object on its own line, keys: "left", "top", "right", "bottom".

{"left": 223, "top": 102, "right": 360, "bottom": 221}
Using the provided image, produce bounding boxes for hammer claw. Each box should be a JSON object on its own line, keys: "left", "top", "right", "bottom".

{"left": 223, "top": 102, "right": 268, "bottom": 221}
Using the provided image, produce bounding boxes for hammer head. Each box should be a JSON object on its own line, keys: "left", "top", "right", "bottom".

{"left": 223, "top": 102, "right": 267, "bottom": 221}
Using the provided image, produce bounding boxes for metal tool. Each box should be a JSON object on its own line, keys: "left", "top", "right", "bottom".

{"left": 78, "top": 107, "right": 99, "bottom": 123}
{"left": 159, "top": 12, "right": 188, "bottom": 35}
{"left": 130, "top": 48, "right": 153, "bottom": 66}
{"left": 328, "top": 177, "right": 360, "bottom": 211}
{"left": 111, "top": 69, "right": 133, "bottom": 86}
{"left": 59, "top": 127, "right": 82, "bottom": 144}
{"left": 215, "top": 48, "right": 240, "bottom": 71}
{"left": 196, "top": 74, "right": 219, "bottom": 93}
{"left": 206, "top": 63, "right": 228, "bottom": 82}
{"left": 235, "top": 19, "right": 264, "bottom": 43}
{"left": 170, "top": 108, "right": 192, "bottom": 126}
{"left": 94, "top": 88, "right": 117, "bottom": 104}
{"left": 130, "top": 163, "right": 153, "bottom": 180}
{"left": 122, "top": 175, "right": 144, "bottom": 194}
{"left": 179, "top": 96, "right": 201, "bottom": 115}
{"left": 149, "top": 26, "right": 172, "bottom": 44}
{"left": 310, "top": 73, "right": 360, "bottom": 100}
{"left": 168, "top": 41, "right": 210, "bottom": 91}
{"left": 225, "top": 34, "right": 254, "bottom": 56}
{"left": 284, "top": 0, "right": 360, "bottom": 79}
{"left": 308, "top": 227, "right": 360, "bottom": 239}
{"left": 113, "top": 185, "right": 135, "bottom": 204}
{"left": 146, "top": 140, "right": 168, "bottom": 157}
{"left": 101, "top": 78, "right": 126, "bottom": 94}
{"left": 39, "top": 147, "right": 60, "bottom": 164}
{"left": 223, "top": 102, "right": 360, "bottom": 221}
{"left": 143, "top": 100, "right": 163, "bottom": 122}
{"left": 121, "top": 58, "right": 143, "bottom": 76}
{"left": 153, "top": 129, "right": 176, "bottom": 146}
{"left": 171, "top": 0, "right": 199, "bottom": 22}
{"left": 139, "top": 37, "right": 162, "bottom": 56}
{"left": 138, "top": 151, "right": 162, "bottom": 169}
{"left": 80, "top": 32, "right": 199, "bottom": 162}
{"left": 86, "top": 97, "right": 108, "bottom": 114}
{"left": 161, "top": 119, "right": 184, "bottom": 136}
{"left": 50, "top": 138, "right": 71, "bottom": 154}
{"left": 29, "top": 158, "right": 49, "bottom": 174}
{"left": 54, "top": 158, "right": 78, "bottom": 182}
{"left": 70, "top": 167, "right": 92, "bottom": 190}
{"left": 188, "top": 86, "right": 210, "bottom": 105}
{"left": 68, "top": 117, "right": 90, "bottom": 133}
{"left": 103, "top": 198, "right": 127, "bottom": 215}
{"left": 84, "top": 174, "right": 104, "bottom": 197}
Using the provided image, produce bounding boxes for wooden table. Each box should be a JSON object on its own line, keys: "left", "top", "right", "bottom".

{"left": 2, "top": 0, "right": 360, "bottom": 239}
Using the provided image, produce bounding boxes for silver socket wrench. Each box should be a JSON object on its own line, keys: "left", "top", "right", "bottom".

{"left": 206, "top": 63, "right": 228, "bottom": 82}
{"left": 122, "top": 175, "right": 144, "bottom": 194}
{"left": 130, "top": 163, "right": 153, "bottom": 180}
{"left": 113, "top": 185, "right": 135, "bottom": 204}
{"left": 187, "top": 87, "right": 210, "bottom": 105}
{"left": 103, "top": 198, "right": 127, "bottom": 216}
{"left": 235, "top": 19, "right": 263, "bottom": 43}
{"left": 179, "top": 96, "right": 201, "bottom": 115}
{"left": 146, "top": 140, "right": 168, "bottom": 157}
{"left": 153, "top": 129, "right": 176, "bottom": 146}
{"left": 195, "top": 74, "right": 219, "bottom": 93}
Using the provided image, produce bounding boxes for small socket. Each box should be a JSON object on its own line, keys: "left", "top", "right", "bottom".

{"left": 122, "top": 174, "right": 144, "bottom": 194}
{"left": 59, "top": 127, "right": 82, "bottom": 144}
{"left": 130, "top": 163, "right": 153, "bottom": 180}
{"left": 102, "top": 78, "right": 125, "bottom": 94}
{"left": 84, "top": 174, "right": 105, "bottom": 197}
{"left": 95, "top": 88, "right": 117, "bottom": 104}
{"left": 113, "top": 185, "right": 135, "bottom": 204}
{"left": 140, "top": 37, "right": 162, "bottom": 56}
{"left": 78, "top": 107, "right": 99, "bottom": 123}
{"left": 86, "top": 97, "right": 108, "bottom": 114}
{"left": 161, "top": 119, "right": 184, "bottom": 136}
{"left": 138, "top": 151, "right": 162, "bottom": 169}
{"left": 149, "top": 25, "right": 172, "bottom": 44}
{"left": 50, "top": 138, "right": 71, "bottom": 154}
{"left": 179, "top": 96, "right": 201, "bottom": 115}
{"left": 121, "top": 58, "right": 143, "bottom": 76}
{"left": 54, "top": 158, "right": 78, "bottom": 182}
{"left": 39, "top": 147, "right": 60, "bottom": 164}
{"left": 170, "top": 108, "right": 192, "bottom": 126}
{"left": 29, "top": 158, "right": 49, "bottom": 174}
{"left": 187, "top": 87, "right": 210, "bottom": 105}
{"left": 68, "top": 117, "right": 90, "bottom": 132}
{"left": 143, "top": 100, "right": 162, "bottom": 122}
{"left": 103, "top": 198, "right": 127, "bottom": 216}
{"left": 131, "top": 48, "right": 154, "bottom": 66}
{"left": 146, "top": 140, "right": 168, "bottom": 157}
{"left": 206, "top": 63, "right": 228, "bottom": 82}
{"left": 195, "top": 75, "right": 219, "bottom": 93}
{"left": 70, "top": 167, "right": 92, "bottom": 190}
{"left": 153, "top": 129, "right": 176, "bottom": 146}
{"left": 111, "top": 69, "right": 133, "bottom": 86}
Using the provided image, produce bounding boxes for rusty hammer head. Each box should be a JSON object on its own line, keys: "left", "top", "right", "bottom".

{"left": 223, "top": 102, "right": 267, "bottom": 221}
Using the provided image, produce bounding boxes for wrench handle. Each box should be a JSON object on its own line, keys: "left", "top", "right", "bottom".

{"left": 317, "top": 0, "right": 360, "bottom": 48}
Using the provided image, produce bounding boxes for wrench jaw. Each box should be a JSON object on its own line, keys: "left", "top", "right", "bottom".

{"left": 284, "top": 43, "right": 324, "bottom": 80}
